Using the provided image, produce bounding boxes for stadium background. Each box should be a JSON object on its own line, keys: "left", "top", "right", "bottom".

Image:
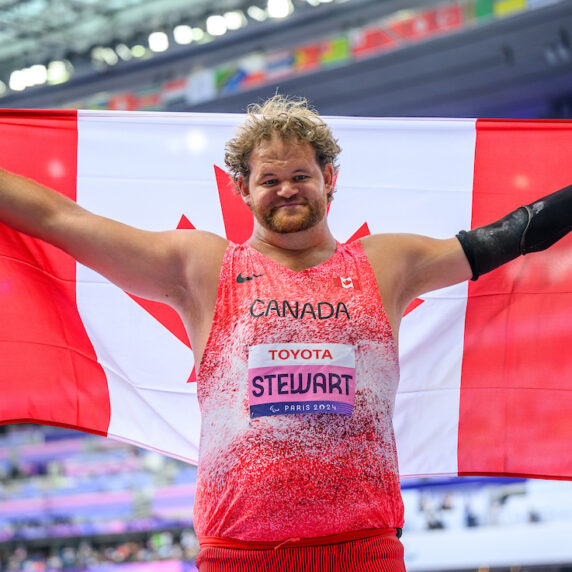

{"left": 1, "top": 0, "right": 572, "bottom": 570}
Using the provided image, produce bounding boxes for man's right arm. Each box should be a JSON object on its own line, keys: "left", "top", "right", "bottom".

{"left": 0, "top": 168, "right": 227, "bottom": 311}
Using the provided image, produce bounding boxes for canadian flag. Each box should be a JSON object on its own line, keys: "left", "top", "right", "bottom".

{"left": 333, "top": 276, "right": 361, "bottom": 289}
{"left": 1, "top": 110, "right": 571, "bottom": 480}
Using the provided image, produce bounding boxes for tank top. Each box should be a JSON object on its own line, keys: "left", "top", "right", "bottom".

{"left": 194, "top": 240, "right": 404, "bottom": 542}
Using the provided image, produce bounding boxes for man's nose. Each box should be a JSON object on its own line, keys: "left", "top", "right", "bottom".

{"left": 277, "top": 182, "right": 298, "bottom": 198}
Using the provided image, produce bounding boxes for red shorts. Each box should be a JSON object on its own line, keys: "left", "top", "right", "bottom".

{"left": 196, "top": 529, "right": 405, "bottom": 572}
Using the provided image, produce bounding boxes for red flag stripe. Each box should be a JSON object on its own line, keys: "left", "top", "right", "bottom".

{"left": 458, "top": 118, "right": 572, "bottom": 478}
{"left": 0, "top": 111, "right": 110, "bottom": 435}
{"left": 214, "top": 164, "right": 253, "bottom": 243}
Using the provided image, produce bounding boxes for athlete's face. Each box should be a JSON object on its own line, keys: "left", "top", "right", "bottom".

{"left": 239, "top": 136, "right": 333, "bottom": 234}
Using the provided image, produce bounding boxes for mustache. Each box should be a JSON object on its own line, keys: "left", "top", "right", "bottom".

{"left": 272, "top": 198, "right": 308, "bottom": 209}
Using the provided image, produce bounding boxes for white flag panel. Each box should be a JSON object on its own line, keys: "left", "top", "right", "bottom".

{"left": 76, "top": 111, "right": 476, "bottom": 473}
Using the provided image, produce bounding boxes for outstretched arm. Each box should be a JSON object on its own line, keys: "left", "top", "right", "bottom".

{"left": 404, "top": 183, "right": 572, "bottom": 303}
{"left": 0, "top": 168, "right": 225, "bottom": 310}
{"left": 363, "top": 184, "right": 572, "bottom": 335}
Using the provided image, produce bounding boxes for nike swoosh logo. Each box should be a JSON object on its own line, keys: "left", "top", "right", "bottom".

{"left": 236, "top": 272, "right": 264, "bottom": 283}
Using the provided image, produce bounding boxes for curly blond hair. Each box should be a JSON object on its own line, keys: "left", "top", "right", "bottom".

{"left": 224, "top": 95, "right": 341, "bottom": 199}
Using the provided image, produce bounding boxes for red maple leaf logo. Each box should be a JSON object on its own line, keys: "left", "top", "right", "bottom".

{"left": 125, "top": 166, "right": 424, "bottom": 381}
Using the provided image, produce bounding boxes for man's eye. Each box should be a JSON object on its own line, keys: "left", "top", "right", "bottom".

{"left": 294, "top": 175, "right": 308, "bottom": 181}
{"left": 262, "top": 179, "right": 278, "bottom": 186}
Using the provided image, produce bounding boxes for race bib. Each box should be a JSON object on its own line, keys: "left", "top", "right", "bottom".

{"left": 247, "top": 343, "right": 356, "bottom": 418}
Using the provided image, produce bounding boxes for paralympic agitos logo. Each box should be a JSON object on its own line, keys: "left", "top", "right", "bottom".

{"left": 249, "top": 298, "right": 350, "bottom": 320}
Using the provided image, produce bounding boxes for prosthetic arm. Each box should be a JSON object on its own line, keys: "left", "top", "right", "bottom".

{"left": 456, "top": 184, "right": 572, "bottom": 281}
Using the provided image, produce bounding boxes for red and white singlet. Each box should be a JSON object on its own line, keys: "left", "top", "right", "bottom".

{"left": 194, "top": 240, "right": 404, "bottom": 542}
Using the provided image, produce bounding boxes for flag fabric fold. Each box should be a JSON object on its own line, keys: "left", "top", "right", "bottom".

{"left": 1, "top": 110, "right": 571, "bottom": 479}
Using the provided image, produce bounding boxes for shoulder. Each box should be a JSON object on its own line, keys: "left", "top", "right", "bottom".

{"left": 359, "top": 232, "right": 446, "bottom": 301}
{"left": 168, "top": 230, "right": 229, "bottom": 312}
{"left": 175, "top": 229, "right": 229, "bottom": 269}
{"left": 359, "top": 233, "right": 417, "bottom": 286}
{"left": 159, "top": 229, "right": 227, "bottom": 283}
{"left": 174, "top": 228, "right": 229, "bottom": 247}
{"left": 362, "top": 231, "right": 471, "bottom": 302}
{"left": 360, "top": 232, "right": 456, "bottom": 263}
{"left": 360, "top": 232, "right": 426, "bottom": 265}
{"left": 168, "top": 229, "right": 228, "bottom": 260}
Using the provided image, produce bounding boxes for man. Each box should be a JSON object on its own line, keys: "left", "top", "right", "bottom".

{"left": 0, "top": 96, "right": 570, "bottom": 571}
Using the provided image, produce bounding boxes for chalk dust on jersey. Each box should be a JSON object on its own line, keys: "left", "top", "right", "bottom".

{"left": 194, "top": 240, "right": 404, "bottom": 541}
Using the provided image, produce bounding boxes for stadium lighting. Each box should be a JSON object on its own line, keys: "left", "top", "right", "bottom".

{"left": 9, "top": 70, "right": 26, "bottom": 91}
{"left": 10, "top": 64, "right": 48, "bottom": 91}
{"left": 47, "top": 60, "right": 71, "bottom": 85}
{"left": 224, "top": 10, "right": 246, "bottom": 30}
{"left": 267, "top": 0, "right": 293, "bottom": 19}
{"left": 206, "top": 15, "right": 227, "bottom": 36}
{"left": 91, "top": 47, "right": 118, "bottom": 67}
{"left": 247, "top": 5, "right": 268, "bottom": 22}
{"left": 191, "top": 27, "right": 205, "bottom": 41}
{"left": 148, "top": 31, "right": 169, "bottom": 52}
{"left": 116, "top": 44, "right": 133, "bottom": 61}
{"left": 91, "top": 46, "right": 103, "bottom": 61}
{"left": 131, "top": 44, "right": 147, "bottom": 58}
{"left": 29, "top": 64, "right": 48, "bottom": 85}
{"left": 102, "top": 48, "right": 119, "bottom": 65}
{"left": 174, "top": 24, "right": 193, "bottom": 44}
{"left": 0, "top": 80, "right": 6, "bottom": 97}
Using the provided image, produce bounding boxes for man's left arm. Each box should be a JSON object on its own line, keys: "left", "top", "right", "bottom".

{"left": 404, "top": 183, "right": 572, "bottom": 306}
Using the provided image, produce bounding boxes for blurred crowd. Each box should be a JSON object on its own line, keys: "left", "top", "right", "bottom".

{"left": 0, "top": 425, "right": 198, "bottom": 571}
{"left": 3, "top": 425, "right": 572, "bottom": 570}
{"left": 4, "top": 529, "right": 199, "bottom": 571}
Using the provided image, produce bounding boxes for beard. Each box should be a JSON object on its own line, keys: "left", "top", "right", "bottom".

{"left": 251, "top": 197, "right": 326, "bottom": 234}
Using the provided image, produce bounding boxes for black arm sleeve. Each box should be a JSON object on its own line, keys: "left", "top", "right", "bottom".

{"left": 456, "top": 184, "right": 572, "bottom": 281}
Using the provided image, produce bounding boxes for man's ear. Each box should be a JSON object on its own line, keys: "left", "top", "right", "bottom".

{"left": 323, "top": 164, "right": 334, "bottom": 194}
{"left": 237, "top": 175, "right": 251, "bottom": 205}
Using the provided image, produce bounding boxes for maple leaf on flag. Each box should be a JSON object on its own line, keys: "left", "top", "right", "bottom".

{"left": 403, "top": 297, "right": 424, "bottom": 316}
{"left": 124, "top": 166, "right": 253, "bottom": 383}
{"left": 344, "top": 222, "right": 425, "bottom": 316}
{"left": 126, "top": 214, "right": 197, "bottom": 381}
{"left": 214, "top": 165, "right": 253, "bottom": 243}
{"left": 124, "top": 166, "right": 423, "bottom": 382}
